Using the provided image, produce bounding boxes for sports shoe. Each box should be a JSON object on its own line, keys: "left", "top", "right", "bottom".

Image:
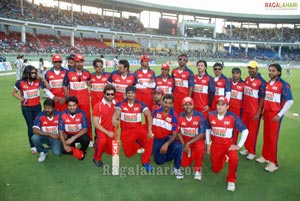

{"left": 143, "top": 163, "right": 153, "bottom": 172}
{"left": 93, "top": 159, "right": 103, "bottom": 167}
{"left": 137, "top": 148, "right": 145, "bottom": 154}
{"left": 256, "top": 156, "right": 268, "bottom": 163}
{"left": 89, "top": 141, "right": 94, "bottom": 148}
{"left": 194, "top": 171, "right": 202, "bottom": 180}
{"left": 31, "top": 147, "right": 37, "bottom": 154}
{"left": 174, "top": 168, "right": 184, "bottom": 179}
{"left": 38, "top": 152, "right": 48, "bottom": 162}
{"left": 246, "top": 153, "right": 256, "bottom": 160}
{"left": 239, "top": 149, "right": 249, "bottom": 156}
{"left": 227, "top": 182, "right": 235, "bottom": 191}
{"left": 265, "top": 162, "right": 278, "bottom": 172}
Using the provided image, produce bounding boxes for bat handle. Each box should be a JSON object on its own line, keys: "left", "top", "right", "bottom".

{"left": 114, "top": 127, "right": 118, "bottom": 141}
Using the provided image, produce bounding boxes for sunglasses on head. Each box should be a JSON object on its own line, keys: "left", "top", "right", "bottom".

{"left": 105, "top": 93, "right": 115, "bottom": 96}
{"left": 214, "top": 68, "right": 222, "bottom": 71}
{"left": 178, "top": 57, "right": 187, "bottom": 61}
{"left": 54, "top": 61, "right": 62, "bottom": 64}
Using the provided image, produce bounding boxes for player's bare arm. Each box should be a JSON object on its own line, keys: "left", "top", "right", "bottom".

{"left": 184, "top": 133, "right": 204, "bottom": 152}
{"left": 254, "top": 98, "right": 264, "bottom": 120}
{"left": 112, "top": 108, "right": 121, "bottom": 127}
{"left": 160, "top": 130, "right": 178, "bottom": 154}
{"left": 143, "top": 108, "right": 154, "bottom": 139}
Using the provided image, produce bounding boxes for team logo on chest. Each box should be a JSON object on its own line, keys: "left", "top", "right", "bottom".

{"left": 272, "top": 86, "right": 278, "bottom": 90}
{"left": 134, "top": 107, "right": 139, "bottom": 111}
{"left": 157, "top": 114, "right": 162, "bottom": 118}
{"left": 224, "top": 121, "right": 230, "bottom": 125}
{"left": 166, "top": 117, "right": 172, "bottom": 123}
{"left": 75, "top": 118, "right": 81, "bottom": 122}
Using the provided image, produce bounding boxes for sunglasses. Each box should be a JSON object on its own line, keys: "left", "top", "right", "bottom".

{"left": 214, "top": 68, "right": 222, "bottom": 71}
{"left": 95, "top": 65, "right": 103, "bottom": 68}
{"left": 178, "top": 57, "right": 187, "bottom": 61}
{"left": 54, "top": 61, "right": 62, "bottom": 64}
{"left": 105, "top": 93, "right": 115, "bottom": 96}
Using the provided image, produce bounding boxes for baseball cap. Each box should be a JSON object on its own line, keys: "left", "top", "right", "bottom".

{"left": 153, "top": 88, "right": 165, "bottom": 95}
{"left": 74, "top": 54, "right": 85, "bottom": 61}
{"left": 161, "top": 63, "right": 170, "bottom": 70}
{"left": 125, "top": 86, "right": 136, "bottom": 93}
{"left": 140, "top": 54, "right": 150, "bottom": 62}
{"left": 216, "top": 96, "right": 229, "bottom": 105}
{"left": 71, "top": 147, "right": 84, "bottom": 160}
{"left": 182, "top": 97, "right": 194, "bottom": 105}
{"left": 247, "top": 61, "right": 259, "bottom": 68}
{"left": 52, "top": 54, "right": 62, "bottom": 62}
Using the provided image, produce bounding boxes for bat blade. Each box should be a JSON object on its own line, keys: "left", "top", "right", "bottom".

{"left": 112, "top": 128, "right": 119, "bottom": 176}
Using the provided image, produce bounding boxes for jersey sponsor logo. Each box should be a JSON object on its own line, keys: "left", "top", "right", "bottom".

{"left": 72, "top": 82, "right": 87, "bottom": 90}
{"left": 181, "top": 128, "right": 198, "bottom": 137}
{"left": 244, "top": 87, "right": 253, "bottom": 96}
{"left": 134, "top": 107, "right": 139, "bottom": 111}
{"left": 91, "top": 83, "right": 105, "bottom": 91}
{"left": 66, "top": 124, "right": 80, "bottom": 132}
{"left": 252, "top": 83, "right": 257, "bottom": 87}
{"left": 43, "top": 126, "right": 58, "bottom": 135}
{"left": 212, "top": 127, "right": 226, "bottom": 137}
{"left": 75, "top": 118, "right": 81, "bottom": 122}
{"left": 272, "top": 86, "right": 278, "bottom": 90}
{"left": 193, "top": 121, "right": 198, "bottom": 125}
{"left": 126, "top": 80, "right": 132, "bottom": 83}
{"left": 115, "top": 84, "right": 126, "bottom": 92}
{"left": 231, "top": 90, "right": 239, "bottom": 98}
{"left": 265, "top": 92, "right": 274, "bottom": 101}
{"left": 194, "top": 85, "right": 204, "bottom": 92}
{"left": 237, "top": 86, "right": 243, "bottom": 90}
{"left": 50, "top": 80, "right": 63, "bottom": 88}
{"left": 124, "top": 113, "right": 137, "bottom": 122}
{"left": 24, "top": 89, "right": 39, "bottom": 98}
{"left": 224, "top": 121, "right": 231, "bottom": 125}
{"left": 175, "top": 79, "right": 184, "bottom": 86}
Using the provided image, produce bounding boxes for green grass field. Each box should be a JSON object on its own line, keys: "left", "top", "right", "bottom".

{"left": 0, "top": 65, "right": 299, "bottom": 201}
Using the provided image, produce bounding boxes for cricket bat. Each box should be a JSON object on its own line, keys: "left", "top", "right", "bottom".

{"left": 112, "top": 127, "right": 120, "bottom": 176}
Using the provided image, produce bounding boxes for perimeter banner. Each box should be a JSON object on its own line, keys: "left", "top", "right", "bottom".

{"left": 0, "top": 62, "right": 12, "bottom": 71}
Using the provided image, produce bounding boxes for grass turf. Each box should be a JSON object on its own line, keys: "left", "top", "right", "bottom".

{"left": 0, "top": 65, "right": 299, "bottom": 201}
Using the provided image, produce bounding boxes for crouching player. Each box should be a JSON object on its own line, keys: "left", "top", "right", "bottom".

{"left": 206, "top": 96, "right": 248, "bottom": 191}
{"left": 178, "top": 97, "right": 205, "bottom": 180}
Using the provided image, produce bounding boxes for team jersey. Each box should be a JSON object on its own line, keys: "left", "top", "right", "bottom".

{"left": 152, "top": 103, "right": 162, "bottom": 114}
{"left": 33, "top": 110, "right": 60, "bottom": 135}
{"left": 45, "top": 67, "right": 68, "bottom": 98}
{"left": 178, "top": 110, "right": 206, "bottom": 142}
{"left": 115, "top": 99, "right": 148, "bottom": 130}
{"left": 192, "top": 73, "right": 215, "bottom": 110}
{"left": 172, "top": 67, "right": 195, "bottom": 94}
{"left": 206, "top": 111, "right": 246, "bottom": 139}
{"left": 108, "top": 70, "right": 136, "bottom": 103}
{"left": 92, "top": 98, "right": 115, "bottom": 131}
{"left": 243, "top": 73, "right": 266, "bottom": 113}
{"left": 63, "top": 68, "right": 91, "bottom": 105}
{"left": 229, "top": 79, "right": 245, "bottom": 110}
{"left": 213, "top": 74, "right": 231, "bottom": 99}
{"left": 14, "top": 79, "right": 44, "bottom": 106}
{"left": 264, "top": 78, "right": 293, "bottom": 112}
{"left": 134, "top": 68, "right": 156, "bottom": 93}
{"left": 58, "top": 108, "right": 88, "bottom": 135}
{"left": 155, "top": 75, "right": 174, "bottom": 94}
{"left": 90, "top": 72, "right": 110, "bottom": 103}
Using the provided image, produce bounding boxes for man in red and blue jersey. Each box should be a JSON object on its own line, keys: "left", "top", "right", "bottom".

{"left": 152, "top": 88, "right": 164, "bottom": 112}
{"left": 112, "top": 86, "right": 154, "bottom": 172}
{"left": 134, "top": 55, "right": 156, "bottom": 110}
{"left": 240, "top": 61, "right": 266, "bottom": 160}
{"left": 108, "top": 60, "right": 136, "bottom": 103}
{"left": 178, "top": 97, "right": 205, "bottom": 180}
{"left": 206, "top": 96, "right": 249, "bottom": 191}
{"left": 152, "top": 94, "right": 183, "bottom": 179}
{"left": 155, "top": 63, "right": 174, "bottom": 95}
{"left": 228, "top": 67, "right": 245, "bottom": 143}
{"left": 210, "top": 62, "right": 231, "bottom": 111}
{"left": 44, "top": 54, "right": 68, "bottom": 111}
{"left": 256, "top": 63, "right": 293, "bottom": 172}
{"left": 90, "top": 59, "right": 110, "bottom": 109}
{"left": 59, "top": 96, "right": 89, "bottom": 159}
{"left": 32, "top": 99, "right": 61, "bottom": 162}
{"left": 172, "top": 53, "right": 194, "bottom": 114}
{"left": 192, "top": 60, "right": 215, "bottom": 120}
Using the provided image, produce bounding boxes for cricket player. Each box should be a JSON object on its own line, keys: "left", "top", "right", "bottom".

{"left": 172, "top": 53, "right": 194, "bottom": 114}
{"left": 112, "top": 86, "right": 154, "bottom": 172}
{"left": 256, "top": 63, "right": 293, "bottom": 172}
{"left": 155, "top": 63, "right": 174, "bottom": 95}
{"left": 152, "top": 88, "right": 164, "bottom": 112}
{"left": 92, "top": 84, "right": 116, "bottom": 167}
{"left": 152, "top": 94, "right": 183, "bottom": 179}
{"left": 177, "top": 97, "right": 205, "bottom": 180}
{"left": 206, "top": 96, "right": 249, "bottom": 191}
{"left": 192, "top": 60, "right": 215, "bottom": 120}
{"left": 240, "top": 61, "right": 266, "bottom": 160}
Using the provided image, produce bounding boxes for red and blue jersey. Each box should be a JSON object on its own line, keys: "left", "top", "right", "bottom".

{"left": 243, "top": 73, "right": 266, "bottom": 113}
{"left": 178, "top": 110, "right": 205, "bottom": 142}
{"left": 92, "top": 98, "right": 115, "bottom": 131}
{"left": 14, "top": 79, "right": 44, "bottom": 106}
{"left": 108, "top": 70, "right": 136, "bottom": 103}
{"left": 45, "top": 67, "right": 68, "bottom": 98}
{"left": 33, "top": 110, "right": 60, "bottom": 135}
{"left": 63, "top": 68, "right": 91, "bottom": 105}
{"left": 90, "top": 72, "right": 110, "bottom": 104}
{"left": 213, "top": 74, "right": 231, "bottom": 99}
{"left": 264, "top": 78, "right": 293, "bottom": 112}
{"left": 134, "top": 68, "right": 156, "bottom": 93}
{"left": 58, "top": 109, "right": 88, "bottom": 135}
{"left": 192, "top": 73, "right": 215, "bottom": 110}
{"left": 115, "top": 99, "right": 148, "bottom": 130}
{"left": 152, "top": 107, "right": 178, "bottom": 139}
{"left": 172, "top": 67, "right": 195, "bottom": 95}
{"left": 155, "top": 75, "right": 174, "bottom": 94}
{"left": 229, "top": 79, "right": 245, "bottom": 110}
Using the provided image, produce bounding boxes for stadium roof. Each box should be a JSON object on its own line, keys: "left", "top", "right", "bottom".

{"left": 60, "top": 0, "right": 300, "bottom": 24}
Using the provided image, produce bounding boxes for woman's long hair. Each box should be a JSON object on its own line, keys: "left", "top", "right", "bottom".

{"left": 21, "top": 65, "right": 37, "bottom": 81}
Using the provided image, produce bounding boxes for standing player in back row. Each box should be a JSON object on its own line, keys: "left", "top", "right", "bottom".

{"left": 172, "top": 53, "right": 194, "bottom": 114}
{"left": 155, "top": 63, "right": 174, "bottom": 95}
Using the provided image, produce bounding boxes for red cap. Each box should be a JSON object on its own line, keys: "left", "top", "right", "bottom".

{"left": 74, "top": 54, "right": 85, "bottom": 61}
{"left": 71, "top": 147, "right": 84, "bottom": 160}
{"left": 161, "top": 63, "right": 170, "bottom": 70}
{"left": 182, "top": 97, "right": 194, "bottom": 105}
{"left": 153, "top": 88, "right": 165, "bottom": 95}
{"left": 216, "top": 96, "right": 229, "bottom": 105}
{"left": 52, "top": 54, "right": 62, "bottom": 62}
{"left": 140, "top": 55, "right": 150, "bottom": 62}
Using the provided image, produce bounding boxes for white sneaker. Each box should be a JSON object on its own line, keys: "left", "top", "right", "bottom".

{"left": 246, "top": 153, "right": 256, "bottom": 160}
{"left": 174, "top": 168, "right": 184, "bottom": 179}
{"left": 265, "top": 162, "right": 278, "bottom": 172}
{"left": 256, "top": 156, "right": 268, "bottom": 163}
{"left": 89, "top": 141, "right": 94, "bottom": 148}
{"left": 227, "top": 182, "right": 235, "bottom": 191}
{"left": 38, "top": 152, "right": 48, "bottom": 162}
{"left": 137, "top": 148, "right": 145, "bottom": 154}
{"left": 239, "top": 149, "right": 249, "bottom": 156}
{"left": 194, "top": 171, "right": 202, "bottom": 180}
